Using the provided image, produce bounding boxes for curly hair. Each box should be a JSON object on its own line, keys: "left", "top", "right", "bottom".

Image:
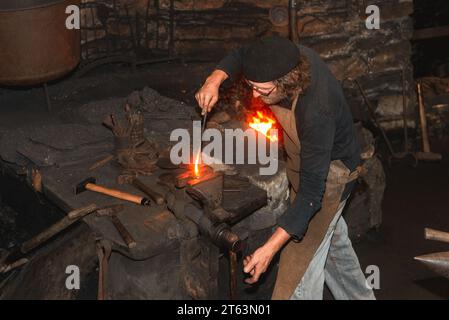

{"left": 273, "top": 54, "right": 311, "bottom": 101}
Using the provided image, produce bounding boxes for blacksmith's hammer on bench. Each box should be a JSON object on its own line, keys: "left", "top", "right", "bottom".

{"left": 75, "top": 177, "right": 151, "bottom": 206}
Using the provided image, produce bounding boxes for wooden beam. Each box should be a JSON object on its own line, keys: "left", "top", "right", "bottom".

{"left": 413, "top": 25, "right": 449, "bottom": 40}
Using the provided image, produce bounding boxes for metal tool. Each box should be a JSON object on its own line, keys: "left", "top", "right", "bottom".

{"left": 0, "top": 203, "right": 98, "bottom": 273}
{"left": 201, "top": 110, "right": 208, "bottom": 135}
{"left": 229, "top": 250, "right": 238, "bottom": 300}
{"left": 131, "top": 178, "right": 165, "bottom": 205}
{"left": 96, "top": 204, "right": 137, "bottom": 249}
{"left": 89, "top": 154, "right": 114, "bottom": 171}
{"left": 195, "top": 110, "right": 208, "bottom": 167}
{"left": 415, "top": 228, "right": 449, "bottom": 279}
{"left": 415, "top": 252, "right": 449, "bottom": 279}
{"left": 416, "top": 82, "right": 442, "bottom": 162}
{"left": 354, "top": 79, "right": 396, "bottom": 157}
{"left": 289, "top": 0, "right": 299, "bottom": 44}
{"left": 75, "top": 177, "right": 151, "bottom": 206}
{"left": 355, "top": 77, "right": 417, "bottom": 166}
{"left": 386, "top": 70, "right": 418, "bottom": 166}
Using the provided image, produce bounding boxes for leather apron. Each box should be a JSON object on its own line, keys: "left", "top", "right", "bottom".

{"left": 269, "top": 95, "right": 360, "bottom": 300}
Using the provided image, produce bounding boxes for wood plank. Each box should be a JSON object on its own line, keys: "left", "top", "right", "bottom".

{"left": 413, "top": 26, "right": 449, "bottom": 40}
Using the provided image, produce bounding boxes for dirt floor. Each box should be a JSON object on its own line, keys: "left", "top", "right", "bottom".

{"left": 1, "top": 61, "right": 448, "bottom": 300}
{"left": 353, "top": 137, "right": 449, "bottom": 300}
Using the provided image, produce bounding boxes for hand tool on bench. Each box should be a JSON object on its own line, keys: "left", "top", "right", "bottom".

{"left": 89, "top": 154, "right": 115, "bottom": 171}
{"left": 96, "top": 204, "right": 137, "bottom": 249}
{"left": 131, "top": 178, "right": 165, "bottom": 205}
{"left": 0, "top": 203, "right": 98, "bottom": 273}
{"left": 75, "top": 177, "right": 151, "bottom": 206}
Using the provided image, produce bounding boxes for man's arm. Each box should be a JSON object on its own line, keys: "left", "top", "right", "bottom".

{"left": 243, "top": 107, "right": 336, "bottom": 284}
{"left": 196, "top": 46, "right": 245, "bottom": 113}
{"left": 277, "top": 107, "right": 335, "bottom": 240}
{"left": 215, "top": 46, "right": 245, "bottom": 83}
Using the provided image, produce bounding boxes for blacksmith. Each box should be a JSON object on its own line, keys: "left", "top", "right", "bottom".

{"left": 195, "top": 36, "right": 375, "bottom": 300}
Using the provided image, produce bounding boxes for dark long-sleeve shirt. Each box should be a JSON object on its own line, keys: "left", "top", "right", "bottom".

{"left": 216, "top": 44, "right": 361, "bottom": 240}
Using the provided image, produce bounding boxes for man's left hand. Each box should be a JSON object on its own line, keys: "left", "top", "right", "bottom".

{"left": 243, "top": 244, "right": 276, "bottom": 284}
{"left": 243, "top": 227, "right": 291, "bottom": 284}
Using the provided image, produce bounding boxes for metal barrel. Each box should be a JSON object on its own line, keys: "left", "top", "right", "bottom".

{"left": 0, "top": 0, "right": 81, "bottom": 86}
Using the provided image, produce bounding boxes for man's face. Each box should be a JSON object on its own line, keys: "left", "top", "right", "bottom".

{"left": 246, "top": 80, "right": 287, "bottom": 105}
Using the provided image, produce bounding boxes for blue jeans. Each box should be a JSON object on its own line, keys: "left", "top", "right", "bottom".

{"left": 290, "top": 200, "right": 376, "bottom": 300}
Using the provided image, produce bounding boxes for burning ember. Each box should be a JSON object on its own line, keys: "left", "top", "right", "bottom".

{"left": 246, "top": 97, "right": 279, "bottom": 142}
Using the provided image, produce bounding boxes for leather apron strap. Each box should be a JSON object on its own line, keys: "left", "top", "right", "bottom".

{"left": 269, "top": 96, "right": 359, "bottom": 300}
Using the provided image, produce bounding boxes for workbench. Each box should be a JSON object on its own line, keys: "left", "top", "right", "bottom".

{"left": 0, "top": 121, "right": 273, "bottom": 299}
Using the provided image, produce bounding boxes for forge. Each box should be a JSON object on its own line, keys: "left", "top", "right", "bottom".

{"left": 2, "top": 0, "right": 448, "bottom": 303}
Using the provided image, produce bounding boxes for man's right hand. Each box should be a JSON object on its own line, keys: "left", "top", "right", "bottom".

{"left": 195, "top": 69, "right": 228, "bottom": 115}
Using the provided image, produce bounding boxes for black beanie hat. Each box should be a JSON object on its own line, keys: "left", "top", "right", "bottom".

{"left": 242, "top": 35, "right": 300, "bottom": 83}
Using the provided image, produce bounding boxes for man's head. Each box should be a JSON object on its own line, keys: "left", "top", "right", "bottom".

{"left": 242, "top": 35, "right": 310, "bottom": 105}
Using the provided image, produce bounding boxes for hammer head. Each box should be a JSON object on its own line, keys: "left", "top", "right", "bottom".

{"left": 75, "top": 177, "right": 96, "bottom": 195}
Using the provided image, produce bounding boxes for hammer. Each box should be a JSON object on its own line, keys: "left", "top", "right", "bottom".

{"left": 96, "top": 204, "right": 137, "bottom": 249}
{"left": 75, "top": 177, "right": 151, "bottom": 206}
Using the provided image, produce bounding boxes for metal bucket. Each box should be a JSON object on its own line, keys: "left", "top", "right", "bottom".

{"left": 0, "top": 0, "right": 81, "bottom": 86}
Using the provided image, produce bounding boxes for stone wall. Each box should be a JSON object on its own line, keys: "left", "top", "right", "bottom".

{"left": 80, "top": 0, "right": 416, "bottom": 129}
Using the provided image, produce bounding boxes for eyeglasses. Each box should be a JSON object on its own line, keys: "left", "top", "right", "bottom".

{"left": 245, "top": 79, "right": 276, "bottom": 96}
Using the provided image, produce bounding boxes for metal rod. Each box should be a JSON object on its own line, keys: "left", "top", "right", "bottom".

{"left": 289, "top": 0, "right": 299, "bottom": 44}
{"left": 169, "top": 0, "right": 175, "bottom": 56}
{"left": 354, "top": 79, "right": 396, "bottom": 156}
{"left": 229, "top": 250, "right": 238, "bottom": 300}
{"left": 401, "top": 69, "right": 408, "bottom": 153}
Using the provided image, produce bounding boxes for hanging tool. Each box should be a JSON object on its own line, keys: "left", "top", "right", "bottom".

{"left": 354, "top": 79, "right": 396, "bottom": 159}
{"left": 385, "top": 70, "right": 418, "bottom": 166}
{"left": 415, "top": 82, "right": 442, "bottom": 162}
{"left": 0, "top": 203, "right": 98, "bottom": 273}
{"left": 96, "top": 204, "right": 137, "bottom": 249}
{"left": 74, "top": 177, "right": 151, "bottom": 206}
{"left": 289, "top": 0, "right": 299, "bottom": 45}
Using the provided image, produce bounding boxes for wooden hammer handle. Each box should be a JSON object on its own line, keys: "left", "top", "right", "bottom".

{"left": 132, "top": 179, "right": 165, "bottom": 205}
{"left": 86, "top": 183, "right": 147, "bottom": 205}
{"left": 425, "top": 228, "right": 449, "bottom": 243}
{"left": 417, "top": 83, "right": 431, "bottom": 153}
{"left": 111, "top": 215, "right": 137, "bottom": 249}
{"left": 21, "top": 204, "right": 98, "bottom": 254}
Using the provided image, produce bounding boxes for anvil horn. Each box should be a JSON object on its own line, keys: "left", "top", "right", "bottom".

{"left": 415, "top": 251, "right": 449, "bottom": 279}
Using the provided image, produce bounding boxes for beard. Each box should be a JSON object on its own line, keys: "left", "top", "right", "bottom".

{"left": 259, "top": 90, "right": 288, "bottom": 105}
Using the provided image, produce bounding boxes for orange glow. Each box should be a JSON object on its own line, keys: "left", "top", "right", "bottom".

{"left": 248, "top": 110, "right": 278, "bottom": 141}
{"left": 193, "top": 152, "right": 201, "bottom": 178}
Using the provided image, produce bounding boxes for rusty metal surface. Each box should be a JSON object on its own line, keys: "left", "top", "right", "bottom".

{"left": 0, "top": 0, "right": 80, "bottom": 86}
